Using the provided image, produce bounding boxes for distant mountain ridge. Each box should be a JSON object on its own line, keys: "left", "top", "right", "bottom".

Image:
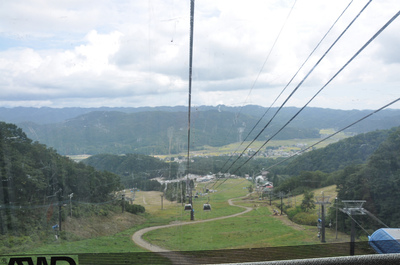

{"left": 3, "top": 105, "right": 400, "bottom": 125}
{"left": 1, "top": 105, "right": 399, "bottom": 156}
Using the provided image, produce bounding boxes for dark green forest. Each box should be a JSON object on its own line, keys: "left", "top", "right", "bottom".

{"left": 283, "top": 129, "right": 393, "bottom": 175}
{"left": 0, "top": 122, "right": 122, "bottom": 242}
{"left": 83, "top": 153, "right": 180, "bottom": 191}
{"left": 271, "top": 126, "right": 400, "bottom": 234}
{"left": 331, "top": 126, "right": 400, "bottom": 232}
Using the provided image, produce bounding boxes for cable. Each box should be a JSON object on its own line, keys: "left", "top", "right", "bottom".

{"left": 242, "top": 0, "right": 298, "bottom": 107}
{"left": 228, "top": 0, "right": 354, "bottom": 160}
{"left": 221, "top": 0, "right": 373, "bottom": 175}
{"left": 215, "top": 0, "right": 298, "bottom": 177}
{"left": 364, "top": 209, "right": 390, "bottom": 228}
{"left": 230, "top": 7, "right": 399, "bottom": 175}
{"left": 348, "top": 214, "right": 371, "bottom": 236}
{"left": 263, "top": 97, "right": 400, "bottom": 171}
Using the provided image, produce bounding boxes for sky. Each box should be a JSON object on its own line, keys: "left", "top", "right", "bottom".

{"left": 0, "top": 0, "right": 399, "bottom": 110}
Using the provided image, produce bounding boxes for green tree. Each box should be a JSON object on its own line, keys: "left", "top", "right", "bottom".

{"left": 301, "top": 190, "right": 315, "bottom": 212}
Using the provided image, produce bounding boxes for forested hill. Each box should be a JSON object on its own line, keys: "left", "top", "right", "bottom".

{"left": 83, "top": 153, "right": 180, "bottom": 190}
{"left": 2, "top": 105, "right": 400, "bottom": 129}
{"left": 0, "top": 121, "right": 121, "bottom": 235}
{"left": 335, "top": 126, "right": 400, "bottom": 228}
{"left": 11, "top": 106, "right": 400, "bottom": 156}
{"left": 18, "top": 110, "right": 320, "bottom": 155}
{"left": 283, "top": 128, "right": 396, "bottom": 175}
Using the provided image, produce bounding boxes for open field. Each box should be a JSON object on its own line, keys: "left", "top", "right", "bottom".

{"left": 157, "top": 130, "right": 350, "bottom": 158}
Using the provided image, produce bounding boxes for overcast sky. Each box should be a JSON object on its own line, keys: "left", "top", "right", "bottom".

{"left": 0, "top": 0, "right": 399, "bottom": 110}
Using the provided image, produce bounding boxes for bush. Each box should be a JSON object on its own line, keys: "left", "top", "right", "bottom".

{"left": 292, "top": 212, "right": 318, "bottom": 226}
{"left": 286, "top": 206, "right": 302, "bottom": 220}
{"left": 125, "top": 203, "right": 145, "bottom": 214}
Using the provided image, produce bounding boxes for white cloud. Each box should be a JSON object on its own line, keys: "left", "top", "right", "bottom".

{"left": 0, "top": 0, "right": 399, "bottom": 110}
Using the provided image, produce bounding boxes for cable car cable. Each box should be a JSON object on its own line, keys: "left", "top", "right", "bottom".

{"left": 222, "top": 0, "right": 375, "bottom": 174}
{"left": 262, "top": 97, "right": 400, "bottom": 172}
{"left": 217, "top": 0, "right": 298, "bottom": 175}
{"left": 220, "top": 0, "right": 354, "bottom": 174}
{"left": 231, "top": 8, "right": 400, "bottom": 175}
{"left": 216, "top": 97, "right": 400, "bottom": 193}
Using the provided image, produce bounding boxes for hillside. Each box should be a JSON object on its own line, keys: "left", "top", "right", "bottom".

{"left": 0, "top": 121, "right": 122, "bottom": 247}
{"left": 283, "top": 128, "right": 395, "bottom": 175}
{"left": 18, "top": 109, "right": 320, "bottom": 155}
{"left": 10, "top": 106, "right": 400, "bottom": 156}
{"left": 334, "top": 126, "right": 400, "bottom": 229}
{"left": 83, "top": 153, "right": 180, "bottom": 190}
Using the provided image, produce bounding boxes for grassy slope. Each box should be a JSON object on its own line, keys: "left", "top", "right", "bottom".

{"left": 26, "top": 182, "right": 360, "bottom": 255}
{"left": 143, "top": 183, "right": 353, "bottom": 251}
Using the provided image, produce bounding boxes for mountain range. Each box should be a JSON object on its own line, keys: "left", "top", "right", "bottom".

{"left": 0, "top": 105, "right": 398, "bottom": 155}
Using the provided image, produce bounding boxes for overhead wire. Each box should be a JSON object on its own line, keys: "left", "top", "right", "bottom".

{"left": 220, "top": 0, "right": 373, "bottom": 175}
{"left": 240, "top": 0, "right": 298, "bottom": 108}
{"left": 224, "top": 0, "right": 354, "bottom": 164}
{"left": 212, "top": 0, "right": 298, "bottom": 188}
{"left": 263, "top": 97, "right": 400, "bottom": 171}
{"left": 230, "top": 9, "right": 400, "bottom": 175}
{"left": 348, "top": 213, "right": 371, "bottom": 236}
{"left": 215, "top": 96, "right": 400, "bottom": 195}
{"left": 214, "top": 9, "right": 400, "bottom": 192}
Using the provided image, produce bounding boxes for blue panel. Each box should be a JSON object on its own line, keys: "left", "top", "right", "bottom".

{"left": 369, "top": 228, "right": 400, "bottom": 254}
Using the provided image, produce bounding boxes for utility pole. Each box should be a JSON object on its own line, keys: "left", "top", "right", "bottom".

{"left": 277, "top": 192, "right": 285, "bottom": 215}
{"left": 161, "top": 194, "right": 164, "bottom": 210}
{"left": 57, "top": 188, "right": 62, "bottom": 232}
{"left": 186, "top": 0, "right": 195, "bottom": 222}
{"left": 335, "top": 197, "right": 338, "bottom": 239}
{"left": 122, "top": 194, "right": 125, "bottom": 213}
{"left": 315, "top": 191, "right": 331, "bottom": 243}
{"left": 269, "top": 189, "right": 273, "bottom": 206}
{"left": 68, "top": 193, "right": 73, "bottom": 217}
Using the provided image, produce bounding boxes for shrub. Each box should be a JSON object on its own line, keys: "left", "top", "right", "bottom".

{"left": 292, "top": 212, "right": 318, "bottom": 226}
{"left": 286, "top": 206, "right": 302, "bottom": 220}
{"left": 125, "top": 203, "right": 145, "bottom": 214}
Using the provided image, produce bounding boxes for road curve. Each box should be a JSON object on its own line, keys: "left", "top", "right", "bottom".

{"left": 132, "top": 196, "right": 252, "bottom": 252}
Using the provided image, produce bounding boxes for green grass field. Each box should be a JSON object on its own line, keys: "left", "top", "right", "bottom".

{"left": 25, "top": 179, "right": 362, "bottom": 258}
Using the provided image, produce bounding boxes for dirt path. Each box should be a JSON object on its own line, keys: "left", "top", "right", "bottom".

{"left": 131, "top": 196, "right": 252, "bottom": 263}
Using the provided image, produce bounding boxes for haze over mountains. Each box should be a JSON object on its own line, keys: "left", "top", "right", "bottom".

{"left": 1, "top": 105, "right": 399, "bottom": 156}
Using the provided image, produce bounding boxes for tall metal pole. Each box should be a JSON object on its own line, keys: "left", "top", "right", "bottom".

{"left": 350, "top": 215, "right": 355, "bottom": 255}
{"left": 335, "top": 197, "right": 338, "bottom": 239}
{"left": 187, "top": 0, "right": 195, "bottom": 221}
{"left": 315, "top": 192, "right": 330, "bottom": 243}
{"left": 69, "top": 193, "right": 73, "bottom": 217}
{"left": 122, "top": 194, "right": 125, "bottom": 213}
{"left": 57, "top": 188, "right": 62, "bottom": 232}
{"left": 321, "top": 204, "right": 326, "bottom": 243}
